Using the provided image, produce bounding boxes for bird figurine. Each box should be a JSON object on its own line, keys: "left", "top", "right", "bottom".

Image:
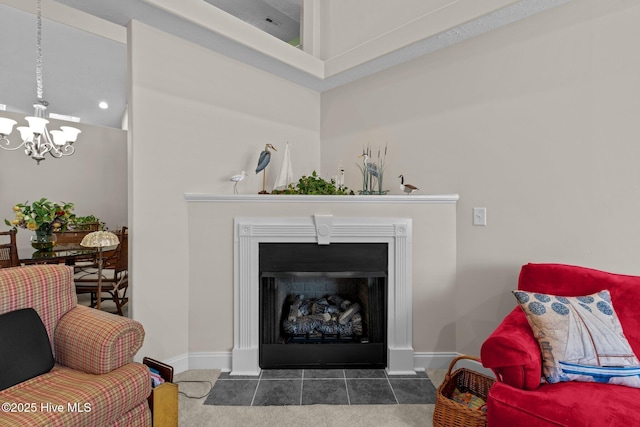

{"left": 255, "top": 144, "right": 277, "bottom": 194}
{"left": 358, "top": 153, "right": 380, "bottom": 178}
{"left": 398, "top": 175, "right": 418, "bottom": 195}
{"left": 229, "top": 171, "right": 247, "bottom": 194}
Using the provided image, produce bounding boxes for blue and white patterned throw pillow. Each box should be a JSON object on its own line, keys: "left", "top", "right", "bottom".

{"left": 513, "top": 289, "right": 640, "bottom": 388}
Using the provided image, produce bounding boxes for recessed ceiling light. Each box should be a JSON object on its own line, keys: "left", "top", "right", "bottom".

{"left": 98, "top": 101, "right": 109, "bottom": 109}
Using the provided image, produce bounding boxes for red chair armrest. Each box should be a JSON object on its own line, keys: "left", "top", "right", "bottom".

{"left": 481, "top": 307, "right": 542, "bottom": 390}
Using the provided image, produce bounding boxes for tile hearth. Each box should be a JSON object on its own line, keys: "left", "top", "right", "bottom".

{"left": 203, "top": 369, "right": 437, "bottom": 406}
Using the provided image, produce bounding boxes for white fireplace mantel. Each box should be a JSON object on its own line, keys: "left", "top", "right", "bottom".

{"left": 184, "top": 194, "right": 459, "bottom": 204}
{"left": 232, "top": 214, "right": 417, "bottom": 376}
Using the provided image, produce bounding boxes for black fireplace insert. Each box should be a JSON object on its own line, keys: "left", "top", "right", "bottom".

{"left": 259, "top": 243, "right": 388, "bottom": 369}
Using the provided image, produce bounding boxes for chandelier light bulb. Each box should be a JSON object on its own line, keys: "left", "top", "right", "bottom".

{"left": 49, "top": 130, "right": 67, "bottom": 146}
{"left": 25, "top": 116, "right": 48, "bottom": 134}
{"left": 60, "top": 126, "right": 81, "bottom": 143}
{"left": 0, "top": 118, "right": 16, "bottom": 136}
{"left": 16, "top": 127, "right": 33, "bottom": 142}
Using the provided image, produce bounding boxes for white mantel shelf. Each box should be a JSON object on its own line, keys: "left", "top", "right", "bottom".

{"left": 184, "top": 194, "right": 459, "bottom": 204}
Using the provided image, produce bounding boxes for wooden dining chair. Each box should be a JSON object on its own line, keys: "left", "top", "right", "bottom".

{"left": 0, "top": 229, "right": 20, "bottom": 268}
{"left": 56, "top": 229, "right": 95, "bottom": 245}
{"left": 74, "top": 227, "right": 129, "bottom": 316}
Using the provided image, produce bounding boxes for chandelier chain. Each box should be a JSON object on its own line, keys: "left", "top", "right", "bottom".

{"left": 36, "top": 0, "right": 44, "bottom": 103}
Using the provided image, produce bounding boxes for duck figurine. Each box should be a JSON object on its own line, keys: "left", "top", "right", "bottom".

{"left": 398, "top": 175, "right": 418, "bottom": 195}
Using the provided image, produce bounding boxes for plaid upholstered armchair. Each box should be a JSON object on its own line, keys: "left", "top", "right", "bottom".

{"left": 0, "top": 265, "right": 151, "bottom": 426}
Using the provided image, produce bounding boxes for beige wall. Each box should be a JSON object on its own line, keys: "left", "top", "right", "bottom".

{"left": 320, "top": 0, "right": 640, "bottom": 355}
{"left": 0, "top": 110, "right": 127, "bottom": 250}
{"left": 128, "top": 21, "right": 321, "bottom": 361}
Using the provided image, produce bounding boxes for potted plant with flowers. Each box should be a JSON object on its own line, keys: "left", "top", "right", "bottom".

{"left": 5, "top": 198, "right": 75, "bottom": 250}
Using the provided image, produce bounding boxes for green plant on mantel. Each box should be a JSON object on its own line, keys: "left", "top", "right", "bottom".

{"left": 272, "top": 171, "right": 354, "bottom": 195}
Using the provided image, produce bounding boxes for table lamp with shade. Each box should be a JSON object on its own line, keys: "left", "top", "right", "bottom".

{"left": 80, "top": 230, "right": 120, "bottom": 310}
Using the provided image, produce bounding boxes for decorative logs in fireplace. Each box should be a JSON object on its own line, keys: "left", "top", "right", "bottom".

{"left": 260, "top": 275, "right": 387, "bottom": 368}
{"left": 282, "top": 294, "right": 364, "bottom": 340}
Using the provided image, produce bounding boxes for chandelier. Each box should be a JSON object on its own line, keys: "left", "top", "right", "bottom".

{"left": 0, "top": 0, "right": 81, "bottom": 165}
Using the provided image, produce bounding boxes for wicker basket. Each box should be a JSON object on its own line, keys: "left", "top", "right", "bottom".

{"left": 433, "top": 355, "right": 495, "bottom": 427}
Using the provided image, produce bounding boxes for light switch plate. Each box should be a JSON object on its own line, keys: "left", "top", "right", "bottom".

{"left": 473, "top": 207, "right": 487, "bottom": 226}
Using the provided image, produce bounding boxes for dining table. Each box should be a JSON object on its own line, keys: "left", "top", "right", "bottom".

{"left": 18, "top": 243, "right": 115, "bottom": 266}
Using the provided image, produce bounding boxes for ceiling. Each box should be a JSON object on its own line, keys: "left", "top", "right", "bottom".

{"left": 0, "top": 0, "right": 302, "bottom": 130}
{"left": 204, "top": 0, "right": 301, "bottom": 44}
{"left": 0, "top": 0, "right": 569, "bottom": 130}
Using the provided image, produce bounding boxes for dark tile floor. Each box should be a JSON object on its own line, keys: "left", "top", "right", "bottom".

{"left": 203, "top": 369, "right": 437, "bottom": 406}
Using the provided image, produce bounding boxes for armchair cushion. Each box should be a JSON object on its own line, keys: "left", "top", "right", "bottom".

{"left": 0, "top": 363, "right": 151, "bottom": 427}
{"left": 0, "top": 308, "right": 53, "bottom": 391}
{"left": 54, "top": 305, "right": 145, "bottom": 375}
{"left": 513, "top": 289, "right": 640, "bottom": 388}
{"left": 488, "top": 380, "right": 638, "bottom": 427}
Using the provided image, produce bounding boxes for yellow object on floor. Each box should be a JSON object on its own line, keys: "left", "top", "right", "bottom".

{"left": 149, "top": 382, "right": 178, "bottom": 427}
{"left": 450, "top": 387, "right": 487, "bottom": 412}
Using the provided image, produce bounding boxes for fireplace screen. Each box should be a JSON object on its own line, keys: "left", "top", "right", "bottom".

{"left": 259, "top": 243, "right": 387, "bottom": 369}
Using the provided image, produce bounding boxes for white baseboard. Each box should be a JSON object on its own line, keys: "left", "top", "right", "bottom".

{"left": 162, "top": 353, "right": 190, "bottom": 374}
{"left": 165, "top": 351, "right": 470, "bottom": 375}
{"left": 412, "top": 352, "right": 459, "bottom": 370}
{"left": 414, "top": 352, "right": 495, "bottom": 378}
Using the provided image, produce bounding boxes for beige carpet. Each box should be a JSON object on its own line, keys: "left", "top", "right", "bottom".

{"left": 175, "top": 369, "right": 447, "bottom": 427}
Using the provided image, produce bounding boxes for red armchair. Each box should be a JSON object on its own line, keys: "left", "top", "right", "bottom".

{"left": 481, "top": 263, "right": 640, "bottom": 427}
